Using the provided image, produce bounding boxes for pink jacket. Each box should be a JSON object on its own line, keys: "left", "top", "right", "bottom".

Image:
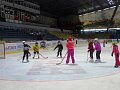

{"left": 112, "top": 45, "right": 119, "bottom": 54}
{"left": 66, "top": 41, "right": 74, "bottom": 49}
{"left": 95, "top": 42, "right": 101, "bottom": 51}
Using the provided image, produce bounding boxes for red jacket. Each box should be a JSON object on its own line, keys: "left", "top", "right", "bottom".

{"left": 66, "top": 41, "right": 74, "bottom": 49}
{"left": 88, "top": 42, "right": 94, "bottom": 52}
{"left": 112, "top": 45, "right": 119, "bottom": 54}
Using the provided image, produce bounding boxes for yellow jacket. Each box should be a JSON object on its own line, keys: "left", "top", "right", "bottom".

{"left": 33, "top": 45, "right": 39, "bottom": 52}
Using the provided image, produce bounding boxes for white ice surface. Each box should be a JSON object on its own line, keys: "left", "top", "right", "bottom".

{"left": 0, "top": 41, "right": 120, "bottom": 81}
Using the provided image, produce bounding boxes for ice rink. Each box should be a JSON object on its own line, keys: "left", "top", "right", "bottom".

{"left": 0, "top": 40, "right": 120, "bottom": 90}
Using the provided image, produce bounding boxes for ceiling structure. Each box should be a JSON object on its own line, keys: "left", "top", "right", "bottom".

{"left": 27, "top": 0, "right": 120, "bottom": 17}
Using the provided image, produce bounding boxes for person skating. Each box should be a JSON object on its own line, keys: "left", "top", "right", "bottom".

{"left": 22, "top": 41, "right": 31, "bottom": 63}
{"left": 103, "top": 40, "right": 106, "bottom": 47}
{"left": 66, "top": 37, "right": 75, "bottom": 64}
{"left": 111, "top": 42, "right": 120, "bottom": 68}
{"left": 54, "top": 41, "right": 63, "bottom": 58}
{"left": 94, "top": 38, "right": 101, "bottom": 63}
{"left": 33, "top": 42, "right": 40, "bottom": 59}
{"left": 88, "top": 40, "right": 95, "bottom": 63}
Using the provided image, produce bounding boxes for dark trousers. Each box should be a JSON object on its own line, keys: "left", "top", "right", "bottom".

{"left": 23, "top": 50, "right": 29, "bottom": 62}
{"left": 57, "top": 50, "right": 62, "bottom": 57}
{"left": 90, "top": 51, "right": 94, "bottom": 59}
{"left": 96, "top": 51, "right": 101, "bottom": 59}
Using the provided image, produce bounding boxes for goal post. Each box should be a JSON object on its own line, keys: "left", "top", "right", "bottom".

{"left": 0, "top": 42, "right": 5, "bottom": 59}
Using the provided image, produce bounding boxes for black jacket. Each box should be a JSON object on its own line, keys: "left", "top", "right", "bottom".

{"left": 23, "top": 44, "right": 31, "bottom": 51}
{"left": 54, "top": 44, "right": 63, "bottom": 51}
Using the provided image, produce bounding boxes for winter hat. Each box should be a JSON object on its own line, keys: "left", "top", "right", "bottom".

{"left": 112, "top": 42, "right": 117, "bottom": 45}
{"left": 94, "top": 38, "right": 98, "bottom": 41}
{"left": 35, "top": 42, "right": 38, "bottom": 44}
{"left": 58, "top": 40, "right": 60, "bottom": 43}
{"left": 68, "top": 37, "right": 72, "bottom": 41}
{"left": 23, "top": 41, "right": 25, "bottom": 43}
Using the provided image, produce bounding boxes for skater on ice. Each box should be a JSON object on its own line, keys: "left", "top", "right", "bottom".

{"left": 54, "top": 40, "right": 63, "bottom": 58}
{"left": 94, "top": 38, "right": 101, "bottom": 63}
{"left": 103, "top": 40, "right": 106, "bottom": 47}
{"left": 33, "top": 42, "right": 40, "bottom": 59}
{"left": 111, "top": 42, "right": 120, "bottom": 68}
{"left": 88, "top": 39, "right": 95, "bottom": 63}
{"left": 22, "top": 41, "right": 31, "bottom": 63}
{"left": 66, "top": 37, "right": 75, "bottom": 64}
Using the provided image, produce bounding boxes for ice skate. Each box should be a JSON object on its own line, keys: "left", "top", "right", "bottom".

{"left": 97, "top": 59, "right": 101, "bottom": 63}
{"left": 114, "top": 66, "right": 118, "bottom": 68}
{"left": 27, "top": 59, "right": 29, "bottom": 62}
{"left": 95, "top": 59, "right": 101, "bottom": 63}
{"left": 89, "top": 59, "right": 94, "bottom": 63}
{"left": 95, "top": 60, "right": 99, "bottom": 63}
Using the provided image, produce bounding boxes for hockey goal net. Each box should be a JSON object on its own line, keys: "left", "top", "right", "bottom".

{"left": 0, "top": 42, "right": 5, "bottom": 59}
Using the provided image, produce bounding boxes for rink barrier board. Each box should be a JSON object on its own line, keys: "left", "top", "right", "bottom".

{"left": 4, "top": 40, "right": 66, "bottom": 55}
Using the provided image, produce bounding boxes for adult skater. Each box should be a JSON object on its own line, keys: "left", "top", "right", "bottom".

{"left": 33, "top": 42, "right": 40, "bottom": 59}
{"left": 22, "top": 41, "right": 31, "bottom": 63}
{"left": 103, "top": 40, "right": 106, "bottom": 47}
{"left": 94, "top": 38, "right": 101, "bottom": 63}
{"left": 88, "top": 39, "right": 95, "bottom": 63}
{"left": 66, "top": 37, "right": 75, "bottom": 64}
{"left": 54, "top": 41, "right": 63, "bottom": 58}
{"left": 111, "top": 42, "right": 120, "bottom": 68}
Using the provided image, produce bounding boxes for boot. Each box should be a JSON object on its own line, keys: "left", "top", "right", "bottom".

{"left": 27, "top": 59, "right": 29, "bottom": 62}
{"left": 95, "top": 60, "right": 99, "bottom": 63}
{"left": 95, "top": 59, "right": 101, "bottom": 63}
{"left": 89, "top": 59, "right": 94, "bottom": 63}
{"left": 98, "top": 59, "right": 101, "bottom": 63}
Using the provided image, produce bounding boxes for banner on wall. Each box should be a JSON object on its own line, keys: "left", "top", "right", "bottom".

{"left": 5, "top": 40, "right": 59, "bottom": 54}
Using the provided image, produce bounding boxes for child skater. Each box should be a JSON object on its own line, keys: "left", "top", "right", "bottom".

{"left": 66, "top": 37, "right": 75, "bottom": 64}
{"left": 22, "top": 41, "right": 31, "bottom": 63}
{"left": 54, "top": 41, "right": 63, "bottom": 58}
{"left": 33, "top": 42, "right": 40, "bottom": 59}
{"left": 94, "top": 38, "right": 101, "bottom": 63}
{"left": 88, "top": 39, "right": 95, "bottom": 63}
{"left": 111, "top": 42, "right": 120, "bottom": 68}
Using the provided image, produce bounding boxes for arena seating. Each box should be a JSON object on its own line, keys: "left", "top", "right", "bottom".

{"left": 0, "top": 27, "right": 59, "bottom": 42}
{"left": 48, "top": 31, "right": 75, "bottom": 40}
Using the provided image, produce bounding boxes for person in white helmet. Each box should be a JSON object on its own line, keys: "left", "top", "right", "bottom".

{"left": 22, "top": 41, "right": 31, "bottom": 63}
{"left": 94, "top": 38, "right": 101, "bottom": 63}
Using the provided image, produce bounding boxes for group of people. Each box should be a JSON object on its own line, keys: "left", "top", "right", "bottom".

{"left": 22, "top": 41, "right": 40, "bottom": 63}
{"left": 54, "top": 37, "right": 102, "bottom": 65}
{"left": 22, "top": 37, "right": 75, "bottom": 65}
{"left": 88, "top": 38, "right": 120, "bottom": 68}
{"left": 54, "top": 37, "right": 75, "bottom": 64}
{"left": 22, "top": 37, "right": 120, "bottom": 68}
{"left": 88, "top": 38, "right": 101, "bottom": 63}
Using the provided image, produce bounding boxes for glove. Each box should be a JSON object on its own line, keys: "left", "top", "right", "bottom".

{"left": 116, "top": 53, "right": 119, "bottom": 57}
{"left": 111, "top": 53, "right": 113, "bottom": 57}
